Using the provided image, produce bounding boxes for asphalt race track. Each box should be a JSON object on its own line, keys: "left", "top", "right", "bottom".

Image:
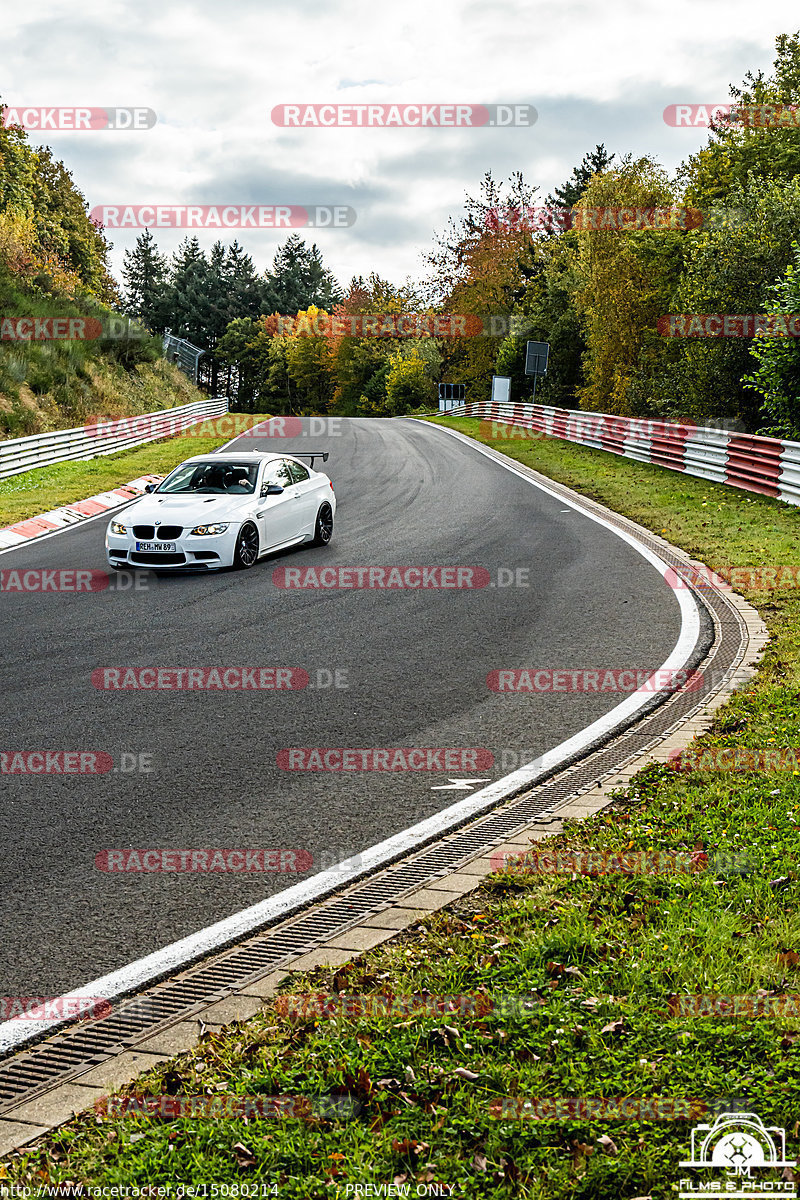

{"left": 0, "top": 417, "right": 689, "bottom": 995}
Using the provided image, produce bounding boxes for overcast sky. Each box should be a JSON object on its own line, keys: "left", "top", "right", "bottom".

{"left": 3, "top": 0, "right": 799, "bottom": 294}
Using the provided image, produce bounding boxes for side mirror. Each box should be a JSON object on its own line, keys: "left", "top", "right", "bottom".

{"left": 145, "top": 483, "right": 157, "bottom": 493}
{"left": 261, "top": 483, "right": 284, "bottom": 497}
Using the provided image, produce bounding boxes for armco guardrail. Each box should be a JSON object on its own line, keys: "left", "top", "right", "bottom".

{"left": 0, "top": 397, "right": 228, "bottom": 481}
{"left": 443, "top": 400, "right": 800, "bottom": 507}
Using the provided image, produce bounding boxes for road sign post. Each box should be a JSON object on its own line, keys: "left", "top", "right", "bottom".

{"left": 524, "top": 340, "right": 550, "bottom": 404}
{"left": 491, "top": 376, "right": 511, "bottom": 404}
{"left": 438, "top": 383, "right": 466, "bottom": 411}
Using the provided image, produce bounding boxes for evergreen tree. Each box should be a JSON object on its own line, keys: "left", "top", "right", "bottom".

{"left": 122, "top": 230, "right": 169, "bottom": 331}
{"left": 266, "top": 235, "right": 343, "bottom": 311}
{"left": 224, "top": 240, "right": 268, "bottom": 319}
{"left": 546, "top": 145, "right": 616, "bottom": 209}
{"left": 163, "top": 237, "right": 211, "bottom": 346}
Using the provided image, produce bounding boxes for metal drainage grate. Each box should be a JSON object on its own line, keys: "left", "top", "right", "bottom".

{"left": 0, "top": 476, "right": 752, "bottom": 1117}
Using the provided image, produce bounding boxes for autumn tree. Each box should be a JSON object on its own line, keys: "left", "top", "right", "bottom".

{"left": 425, "top": 171, "right": 540, "bottom": 399}
{"left": 680, "top": 32, "right": 800, "bottom": 211}
{"left": 326, "top": 274, "right": 420, "bottom": 414}
{"left": 0, "top": 99, "right": 116, "bottom": 299}
{"left": 570, "top": 156, "right": 686, "bottom": 415}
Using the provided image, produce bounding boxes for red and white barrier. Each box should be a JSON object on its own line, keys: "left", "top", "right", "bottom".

{"left": 0, "top": 475, "right": 164, "bottom": 551}
{"left": 446, "top": 401, "right": 800, "bottom": 507}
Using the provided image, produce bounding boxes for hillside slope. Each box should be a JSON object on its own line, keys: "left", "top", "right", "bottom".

{"left": 0, "top": 103, "right": 205, "bottom": 439}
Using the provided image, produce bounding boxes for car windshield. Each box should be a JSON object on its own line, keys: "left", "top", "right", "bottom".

{"left": 158, "top": 462, "right": 257, "bottom": 495}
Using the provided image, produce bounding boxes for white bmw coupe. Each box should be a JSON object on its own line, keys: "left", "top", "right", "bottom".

{"left": 105, "top": 450, "right": 335, "bottom": 571}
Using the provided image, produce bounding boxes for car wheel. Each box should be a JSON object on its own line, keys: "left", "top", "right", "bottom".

{"left": 233, "top": 522, "right": 260, "bottom": 569}
{"left": 312, "top": 503, "right": 334, "bottom": 546}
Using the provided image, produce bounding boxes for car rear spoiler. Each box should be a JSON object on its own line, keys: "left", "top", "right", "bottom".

{"left": 291, "top": 451, "right": 329, "bottom": 469}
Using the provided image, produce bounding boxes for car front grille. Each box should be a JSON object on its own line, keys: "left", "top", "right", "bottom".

{"left": 132, "top": 526, "right": 183, "bottom": 540}
{"left": 130, "top": 552, "right": 187, "bottom": 565}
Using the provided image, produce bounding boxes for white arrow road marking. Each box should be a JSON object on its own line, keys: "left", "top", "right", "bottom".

{"left": 431, "top": 778, "right": 492, "bottom": 791}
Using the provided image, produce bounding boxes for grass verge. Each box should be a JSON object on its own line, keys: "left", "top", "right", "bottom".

{"left": 0, "top": 415, "right": 272, "bottom": 527}
{"left": 4, "top": 415, "right": 800, "bottom": 1198}
{"left": 0, "top": 261, "right": 201, "bottom": 440}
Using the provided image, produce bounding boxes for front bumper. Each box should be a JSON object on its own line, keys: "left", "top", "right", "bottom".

{"left": 105, "top": 526, "right": 239, "bottom": 570}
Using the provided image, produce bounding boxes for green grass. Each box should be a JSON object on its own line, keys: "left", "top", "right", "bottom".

{"left": 5, "top": 415, "right": 800, "bottom": 1198}
{"left": 0, "top": 415, "right": 272, "bottom": 526}
{"left": 0, "top": 261, "right": 193, "bottom": 440}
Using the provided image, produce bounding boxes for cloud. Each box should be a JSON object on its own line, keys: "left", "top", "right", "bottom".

{"left": 3, "top": 0, "right": 797, "bottom": 289}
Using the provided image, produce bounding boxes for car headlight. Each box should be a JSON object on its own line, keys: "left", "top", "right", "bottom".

{"left": 110, "top": 521, "right": 128, "bottom": 535}
{"left": 189, "top": 523, "right": 230, "bottom": 536}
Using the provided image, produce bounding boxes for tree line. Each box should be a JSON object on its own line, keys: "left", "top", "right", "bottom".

{"left": 7, "top": 30, "right": 796, "bottom": 434}
{"left": 125, "top": 33, "right": 800, "bottom": 433}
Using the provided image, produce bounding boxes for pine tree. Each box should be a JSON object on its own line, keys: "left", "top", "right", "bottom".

{"left": 224, "top": 241, "right": 268, "bottom": 321}
{"left": 164, "top": 237, "right": 210, "bottom": 346}
{"left": 122, "top": 230, "right": 169, "bottom": 331}
{"left": 266, "top": 235, "right": 343, "bottom": 312}
{"left": 546, "top": 145, "right": 616, "bottom": 209}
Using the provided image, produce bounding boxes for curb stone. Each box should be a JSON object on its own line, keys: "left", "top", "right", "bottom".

{"left": 0, "top": 475, "right": 164, "bottom": 550}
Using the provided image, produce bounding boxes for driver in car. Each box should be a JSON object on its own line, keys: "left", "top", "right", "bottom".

{"left": 226, "top": 468, "right": 254, "bottom": 493}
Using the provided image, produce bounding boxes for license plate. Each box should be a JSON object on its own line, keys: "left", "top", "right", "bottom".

{"left": 136, "top": 541, "right": 177, "bottom": 552}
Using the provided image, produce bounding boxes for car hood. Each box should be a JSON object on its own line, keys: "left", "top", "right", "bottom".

{"left": 122, "top": 494, "right": 257, "bottom": 524}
